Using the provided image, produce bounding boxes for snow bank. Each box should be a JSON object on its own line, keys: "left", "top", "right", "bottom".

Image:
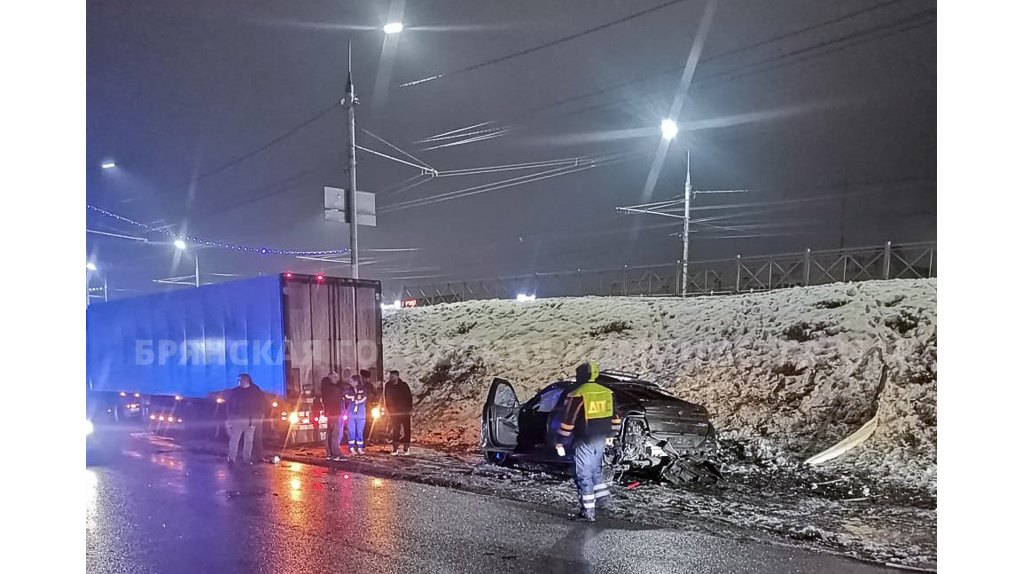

{"left": 383, "top": 278, "right": 937, "bottom": 494}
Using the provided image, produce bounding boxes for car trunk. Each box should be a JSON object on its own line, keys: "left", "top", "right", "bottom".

{"left": 643, "top": 403, "right": 713, "bottom": 453}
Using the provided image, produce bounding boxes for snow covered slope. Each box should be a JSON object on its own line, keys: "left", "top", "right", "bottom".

{"left": 383, "top": 278, "right": 937, "bottom": 493}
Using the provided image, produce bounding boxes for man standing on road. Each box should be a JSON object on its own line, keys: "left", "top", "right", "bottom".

{"left": 226, "top": 373, "right": 265, "bottom": 465}
{"left": 554, "top": 361, "right": 622, "bottom": 522}
{"left": 384, "top": 370, "right": 413, "bottom": 455}
{"left": 320, "top": 376, "right": 344, "bottom": 460}
{"left": 344, "top": 374, "right": 368, "bottom": 455}
{"left": 359, "top": 369, "right": 381, "bottom": 446}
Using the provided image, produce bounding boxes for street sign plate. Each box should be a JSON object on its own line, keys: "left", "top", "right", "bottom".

{"left": 324, "top": 187, "right": 376, "bottom": 226}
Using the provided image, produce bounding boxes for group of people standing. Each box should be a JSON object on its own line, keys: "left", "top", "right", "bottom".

{"left": 223, "top": 368, "right": 414, "bottom": 464}
{"left": 320, "top": 369, "right": 413, "bottom": 459}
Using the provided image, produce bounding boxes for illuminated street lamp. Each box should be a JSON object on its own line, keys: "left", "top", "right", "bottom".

{"left": 100, "top": 160, "right": 117, "bottom": 169}
{"left": 85, "top": 262, "right": 107, "bottom": 305}
{"left": 660, "top": 119, "right": 679, "bottom": 141}
{"left": 383, "top": 22, "right": 404, "bottom": 34}
{"left": 174, "top": 239, "right": 199, "bottom": 288}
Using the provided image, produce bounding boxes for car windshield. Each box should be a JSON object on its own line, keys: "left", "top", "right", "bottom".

{"left": 535, "top": 387, "right": 564, "bottom": 413}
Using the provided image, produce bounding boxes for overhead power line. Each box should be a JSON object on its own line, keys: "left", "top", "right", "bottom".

{"left": 380, "top": 152, "right": 639, "bottom": 213}
{"left": 191, "top": 101, "right": 341, "bottom": 185}
{"left": 361, "top": 129, "right": 436, "bottom": 172}
{"left": 425, "top": 0, "right": 923, "bottom": 136}
{"left": 399, "top": 0, "right": 693, "bottom": 87}
{"left": 552, "top": 9, "right": 934, "bottom": 125}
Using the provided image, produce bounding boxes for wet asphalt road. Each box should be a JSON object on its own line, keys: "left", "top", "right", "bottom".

{"left": 86, "top": 436, "right": 905, "bottom": 574}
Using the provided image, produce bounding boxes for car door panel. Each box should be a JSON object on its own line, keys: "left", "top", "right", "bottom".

{"left": 483, "top": 378, "right": 520, "bottom": 450}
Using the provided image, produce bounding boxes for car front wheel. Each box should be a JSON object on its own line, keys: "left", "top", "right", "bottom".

{"left": 484, "top": 450, "right": 511, "bottom": 466}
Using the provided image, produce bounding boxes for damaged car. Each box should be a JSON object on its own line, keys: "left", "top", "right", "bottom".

{"left": 481, "top": 370, "right": 722, "bottom": 485}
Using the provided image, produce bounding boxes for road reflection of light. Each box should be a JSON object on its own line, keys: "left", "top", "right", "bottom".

{"left": 85, "top": 469, "right": 98, "bottom": 531}
{"left": 286, "top": 462, "right": 305, "bottom": 473}
{"left": 289, "top": 478, "right": 302, "bottom": 502}
{"left": 366, "top": 476, "right": 396, "bottom": 545}
{"left": 150, "top": 454, "right": 185, "bottom": 472}
{"left": 149, "top": 454, "right": 187, "bottom": 495}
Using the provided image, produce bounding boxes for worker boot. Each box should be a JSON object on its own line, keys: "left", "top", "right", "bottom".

{"left": 570, "top": 509, "right": 596, "bottom": 523}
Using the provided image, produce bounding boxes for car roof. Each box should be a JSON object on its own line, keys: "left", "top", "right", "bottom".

{"left": 549, "top": 374, "right": 661, "bottom": 390}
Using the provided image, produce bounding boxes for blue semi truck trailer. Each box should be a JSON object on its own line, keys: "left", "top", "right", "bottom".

{"left": 86, "top": 273, "right": 384, "bottom": 448}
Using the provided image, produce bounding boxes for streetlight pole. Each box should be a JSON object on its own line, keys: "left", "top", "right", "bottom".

{"left": 681, "top": 150, "right": 691, "bottom": 296}
{"left": 174, "top": 239, "right": 198, "bottom": 287}
{"left": 344, "top": 37, "right": 360, "bottom": 279}
{"left": 617, "top": 120, "right": 748, "bottom": 297}
{"left": 86, "top": 262, "right": 106, "bottom": 305}
{"left": 339, "top": 23, "right": 403, "bottom": 280}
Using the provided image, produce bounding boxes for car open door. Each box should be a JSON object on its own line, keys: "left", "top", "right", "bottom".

{"left": 481, "top": 378, "right": 520, "bottom": 457}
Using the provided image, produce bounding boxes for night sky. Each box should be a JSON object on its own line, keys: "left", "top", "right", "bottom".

{"left": 86, "top": 0, "right": 936, "bottom": 298}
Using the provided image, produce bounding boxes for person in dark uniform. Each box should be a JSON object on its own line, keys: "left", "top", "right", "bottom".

{"left": 319, "top": 376, "right": 344, "bottom": 460}
{"left": 384, "top": 370, "right": 413, "bottom": 455}
{"left": 554, "top": 361, "right": 622, "bottom": 522}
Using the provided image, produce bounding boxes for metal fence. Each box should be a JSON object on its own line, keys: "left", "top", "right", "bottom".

{"left": 384, "top": 241, "right": 936, "bottom": 304}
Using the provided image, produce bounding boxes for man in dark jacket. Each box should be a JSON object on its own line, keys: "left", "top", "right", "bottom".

{"left": 226, "top": 373, "right": 265, "bottom": 464}
{"left": 320, "top": 376, "right": 344, "bottom": 460}
{"left": 384, "top": 370, "right": 413, "bottom": 455}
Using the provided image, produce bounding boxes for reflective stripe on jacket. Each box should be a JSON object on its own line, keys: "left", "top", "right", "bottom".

{"left": 557, "top": 382, "right": 619, "bottom": 440}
